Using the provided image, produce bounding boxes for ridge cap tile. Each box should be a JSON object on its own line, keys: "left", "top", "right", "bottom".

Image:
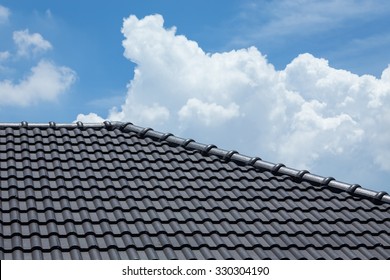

{"left": 0, "top": 121, "right": 389, "bottom": 260}
{"left": 111, "top": 121, "right": 388, "bottom": 204}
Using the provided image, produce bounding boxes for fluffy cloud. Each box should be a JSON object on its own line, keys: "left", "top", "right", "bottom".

{"left": 0, "top": 60, "right": 76, "bottom": 106}
{"left": 0, "top": 5, "right": 10, "bottom": 24}
{"left": 77, "top": 14, "right": 390, "bottom": 184}
{"left": 1, "top": 18, "right": 76, "bottom": 107}
{"left": 76, "top": 112, "right": 105, "bottom": 123}
{"left": 13, "top": 29, "right": 52, "bottom": 57}
{"left": 178, "top": 98, "right": 240, "bottom": 126}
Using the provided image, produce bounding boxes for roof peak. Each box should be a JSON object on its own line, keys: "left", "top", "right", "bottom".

{"left": 2, "top": 121, "right": 389, "bottom": 204}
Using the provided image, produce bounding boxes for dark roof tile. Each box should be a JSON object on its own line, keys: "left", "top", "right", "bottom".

{"left": 0, "top": 122, "right": 389, "bottom": 259}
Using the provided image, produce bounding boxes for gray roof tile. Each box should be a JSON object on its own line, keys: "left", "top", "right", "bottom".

{"left": 1, "top": 122, "right": 390, "bottom": 259}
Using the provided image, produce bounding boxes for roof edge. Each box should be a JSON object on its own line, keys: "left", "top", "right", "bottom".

{"left": 3, "top": 121, "right": 390, "bottom": 204}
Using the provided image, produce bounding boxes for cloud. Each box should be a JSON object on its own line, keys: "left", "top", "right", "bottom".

{"left": 0, "top": 51, "right": 10, "bottom": 61}
{"left": 178, "top": 98, "right": 240, "bottom": 126}
{"left": 75, "top": 113, "right": 105, "bottom": 123}
{"left": 239, "top": 0, "right": 390, "bottom": 39}
{"left": 13, "top": 29, "right": 52, "bottom": 57}
{"left": 0, "top": 5, "right": 10, "bottom": 24}
{"left": 77, "top": 14, "right": 390, "bottom": 185}
{"left": 0, "top": 20, "right": 76, "bottom": 107}
{"left": 0, "top": 60, "right": 76, "bottom": 106}
{"left": 0, "top": 52, "right": 10, "bottom": 73}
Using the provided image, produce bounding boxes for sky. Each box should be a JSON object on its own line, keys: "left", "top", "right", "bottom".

{"left": 1, "top": 0, "right": 390, "bottom": 193}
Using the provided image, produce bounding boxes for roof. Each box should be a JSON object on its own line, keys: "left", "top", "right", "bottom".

{"left": 0, "top": 121, "right": 389, "bottom": 260}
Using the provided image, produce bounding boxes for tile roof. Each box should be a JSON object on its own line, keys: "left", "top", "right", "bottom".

{"left": 0, "top": 121, "right": 389, "bottom": 260}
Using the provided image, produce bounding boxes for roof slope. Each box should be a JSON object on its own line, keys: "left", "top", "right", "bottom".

{"left": 0, "top": 122, "right": 389, "bottom": 260}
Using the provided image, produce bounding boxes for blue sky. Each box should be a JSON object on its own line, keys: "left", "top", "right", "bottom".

{"left": 1, "top": 0, "right": 390, "bottom": 193}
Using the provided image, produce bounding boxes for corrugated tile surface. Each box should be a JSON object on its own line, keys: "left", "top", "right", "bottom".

{"left": 1, "top": 123, "right": 390, "bottom": 259}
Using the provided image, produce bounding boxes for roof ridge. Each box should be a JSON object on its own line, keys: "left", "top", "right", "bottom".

{"left": 117, "top": 122, "right": 390, "bottom": 205}
{"left": 2, "top": 121, "right": 389, "bottom": 204}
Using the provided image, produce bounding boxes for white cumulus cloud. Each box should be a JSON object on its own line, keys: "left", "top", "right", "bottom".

{"left": 75, "top": 113, "right": 106, "bottom": 123}
{"left": 77, "top": 14, "right": 390, "bottom": 187}
{"left": 1, "top": 21, "right": 76, "bottom": 107}
{"left": 179, "top": 98, "right": 240, "bottom": 126}
{"left": 0, "top": 60, "right": 76, "bottom": 106}
{"left": 13, "top": 29, "right": 52, "bottom": 57}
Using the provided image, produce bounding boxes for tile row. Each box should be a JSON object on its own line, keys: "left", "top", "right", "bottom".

{"left": 1, "top": 231, "right": 389, "bottom": 252}
{"left": 0, "top": 169, "right": 273, "bottom": 184}
{"left": 1, "top": 219, "right": 389, "bottom": 237}
{"left": 0, "top": 127, "right": 129, "bottom": 138}
{"left": 0, "top": 186, "right": 365, "bottom": 204}
{"left": 2, "top": 194, "right": 386, "bottom": 214}
{"left": 3, "top": 244, "right": 390, "bottom": 260}
{"left": 1, "top": 207, "right": 389, "bottom": 224}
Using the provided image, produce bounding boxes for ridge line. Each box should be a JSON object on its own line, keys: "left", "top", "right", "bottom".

{"left": 113, "top": 121, "right": 390, "bottom": 205}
